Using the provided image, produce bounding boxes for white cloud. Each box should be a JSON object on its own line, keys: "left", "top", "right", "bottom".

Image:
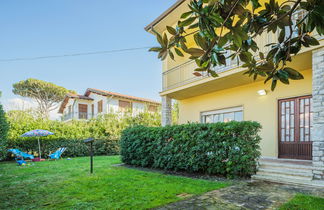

{"left": 3, "top": 97, "right": 61, "bottom": 120}
{"left": 3, "top": 98, "right": 37, "bottom": 111}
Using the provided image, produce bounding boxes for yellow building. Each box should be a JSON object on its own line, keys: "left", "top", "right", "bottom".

{"left": 146, "top": 0, "right": 324, "bottom": 184}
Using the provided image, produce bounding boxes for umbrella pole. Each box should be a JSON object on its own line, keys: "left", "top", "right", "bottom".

{"left": 38, "top": 137, "right": 41, "bottom": 159}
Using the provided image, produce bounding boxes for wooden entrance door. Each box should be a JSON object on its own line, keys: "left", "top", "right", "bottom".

{"left": 278, "top": 96, "right": 313, "bottom": 160}
{"left": 78, "top": 104, "right": 88, "bottom": 119}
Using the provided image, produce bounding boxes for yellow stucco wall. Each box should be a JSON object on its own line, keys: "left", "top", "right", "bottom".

{"left": 178, "top": 69, "right": 312, "bottom": 158}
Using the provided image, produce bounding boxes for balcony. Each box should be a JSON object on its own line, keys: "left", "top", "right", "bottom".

{"left": 79, "top": 112, "right": 88, "bottom": 120}
{"left": 62, "top": 113, "right": 73, "bottom": 121}
{"left": 161, "top": 10, "right": 323, "bottom": 94}
{"left": 62, "top": 112, "right": 94, "bottom": 121}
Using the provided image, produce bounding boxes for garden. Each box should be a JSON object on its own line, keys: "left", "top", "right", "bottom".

{"left": 0, "top": 156, "right": 229, "bottom": 209}
{"left": 1, "top": 105, "right": 323, "bottom": 209}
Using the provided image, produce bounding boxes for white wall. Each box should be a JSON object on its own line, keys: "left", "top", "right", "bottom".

{"left": 88, "top": 92, "right": 108, "bottom": 116}
{"left": 107, "top": 98, "right": 119, "bottom": 113}
{"left": 133, "top": 102, "right": 145, "bottom": 115}
{"left": 62, "top": 92, "right": 159, "bottom": 121}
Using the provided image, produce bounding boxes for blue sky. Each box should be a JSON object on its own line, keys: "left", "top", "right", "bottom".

{"left": 0, "top": 0, "right": 175, "bottom": 109}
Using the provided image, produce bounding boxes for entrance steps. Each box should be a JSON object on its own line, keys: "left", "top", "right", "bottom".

{"left": 252, "top": 158, "right": 324, "bottom": 188}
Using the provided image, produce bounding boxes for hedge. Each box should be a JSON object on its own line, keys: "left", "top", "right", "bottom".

{"left": 7, "top": 138, "right": 119, "bottom": 158}
{"left": 0, "top": 104, "right": 9, "bottom": 160}
{"left": 4, "top": 109, "right": 161, "bottom": 160}
{"left": 120, "top": 121, "right": 262, "bottom": 178}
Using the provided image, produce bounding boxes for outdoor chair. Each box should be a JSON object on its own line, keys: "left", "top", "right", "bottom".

{"left": 8, "top": 149, "right": 35, "bottom": 160}
{"left": 49, "top": 147, "right": 66, "bottom": 160}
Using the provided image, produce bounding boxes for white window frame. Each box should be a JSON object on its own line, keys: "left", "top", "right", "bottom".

{"left": 200, "top": 106, "right": 244, "bottom": 123}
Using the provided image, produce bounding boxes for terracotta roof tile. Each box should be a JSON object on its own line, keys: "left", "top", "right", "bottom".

{"left": 58, "top": 94, "right": 93, "bottom": 113}
{"left": 66, "top": 93, "right": 94, "bottom": 101}
{"left": 85, "top": 88, "right": 160, "bottom": 104}
{"left": 59, "top": 88, "right": 160, "bottom": 114}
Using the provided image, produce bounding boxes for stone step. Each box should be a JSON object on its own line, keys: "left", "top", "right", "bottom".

{"left": 258, "top": 168, "right": 313, "bottom": 179}
{"left": 252, "top": 174, "right": 324, "bottom": 188}
{"left": 259, "top": 165, "right": 312, "bottom": 174}
{"left": 256, "top": 171, "right": 312, "bottom": 181}
{"left": 259, "top": 161, "right": 313, "bottom": 171}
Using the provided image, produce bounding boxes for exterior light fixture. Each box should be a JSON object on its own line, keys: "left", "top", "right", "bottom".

{"left": 257, "top": 89, "right": 267, "bottom": 96}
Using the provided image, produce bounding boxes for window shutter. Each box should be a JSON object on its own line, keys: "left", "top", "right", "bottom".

{"left": 119, "top": 100, "right": 132, "bottom": 111}
{"left": 98, "top": 100, "right": 103, "bottom": 113}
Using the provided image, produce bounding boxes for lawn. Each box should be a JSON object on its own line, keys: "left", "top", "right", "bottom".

{"left": 0, "top": 156, "right": 229, "bottom": 209}
{"left": 279, "top": 194, "right": 324, "bottom": 210}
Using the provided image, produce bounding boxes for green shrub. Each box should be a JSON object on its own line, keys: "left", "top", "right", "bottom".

{"left": 5, "top": 110, "right": 161, "bottom": 159}
{"left": 0, "top": 104, "right": 9, "bottom": 160}
{"left": 8, "top": 138, "right": 119, "bottom": 158}
{"left": 120, "top": 121, "right": 262, "bottom": 178}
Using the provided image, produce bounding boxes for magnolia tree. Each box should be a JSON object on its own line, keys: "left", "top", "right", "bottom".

{"left": 150, "top": 0, "right": 324, "bottom": 90}
{"left": 12, "top": 78, "right": 74, "bottom": 118}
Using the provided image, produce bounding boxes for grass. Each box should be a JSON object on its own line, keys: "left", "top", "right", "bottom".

{"left": 279, "top": 194, "right": 324, "bottom": 210}
{"left": 0, "top": 156, "right": 229, "bottom": 209}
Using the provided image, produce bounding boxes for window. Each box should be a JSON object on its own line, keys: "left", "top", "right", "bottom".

{"left": 279, "top": 96, "right": 313, "bottom": 142}
{"left": 119, "top": 100, "right": 132, "bottom": 111}
{"left": 91, "top": 104, "right": 94, "bottom": 117}
{"left": 201, "top": 106, "right": 243, "bottom": 123}
{"left": 148, "top": 105, "right": 157, "bottom": 112}
{"left": 98, "top": 100, "right": 103, "bottom": 113}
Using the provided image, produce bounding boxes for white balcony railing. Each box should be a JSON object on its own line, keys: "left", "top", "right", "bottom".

{"left": 62, "top": 112, "right": 94, "bottom": 121}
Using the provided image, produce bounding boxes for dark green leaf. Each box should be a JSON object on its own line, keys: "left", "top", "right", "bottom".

{"left": 194, "top": 34, "right": 208, "bottom": 50}
{"left": 218, "top": 36, "right": 228, "bottom": 47}
{"left": 271, "top": 79, "right": 277, "bottom": 91}
{"left": 179, "top": 17, "right": 196, "bottom": 27}
{"left": 180, "top": 11, "right": 193, "bottom": 19}
{"left": 162, "top": 33, "right": 168, "bottom": 47}
{"left": 278, "top": 29, "right": 285, "bottom": 43}
{"left": 239, "top": 52, "right": 251, "bottom": 63}
{"left": 187, "top": 48, "right": 205, "bottom": 57}
{"left": 149, "top": 47, "right": 162, "bottom": 52}
{"left": 256, "top": 62, "right": 274, "bottom": 71}
{"left": 209, "top": 70, "right": 218, "bottom": 77}
{"left": 168, "top": 50, "right": 175, "bottom": 60}
{"left": 251, "top": 0, "right": 261, "bottom": 9}
{"left": 281, "top": 5, "right": 291, "bottom": 11}
{"left": 174, "top": 48, "right": 184, "bottom": 57}
{"left": 217, "top": 54, "right": 226, "bottom": 65}
{"left": 194, "top": 67, "right": 206, "bottom": 71}
{"left": 279, "top": 77, "right": 289, "bottom": 84}
{"left": 166, "top": 26, "right": 177, "bottom": 35}
{"left": 283, "top": 67, "right": 304, "bottom": 80}
{"left": 304, "top": 35, "right": 320, "bottom": 46}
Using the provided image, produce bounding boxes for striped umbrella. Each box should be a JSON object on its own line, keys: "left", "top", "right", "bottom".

{"left": 21, "top": 129, "right": 54, "bottom": 159}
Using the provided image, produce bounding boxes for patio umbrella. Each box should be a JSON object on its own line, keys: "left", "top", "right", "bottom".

{"left": 21, "top": 129, "right": 54, "bottom": 159}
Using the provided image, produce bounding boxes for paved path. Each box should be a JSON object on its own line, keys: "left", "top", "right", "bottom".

{"left": 155, "top": 181, "right": 324, "bottom": 210}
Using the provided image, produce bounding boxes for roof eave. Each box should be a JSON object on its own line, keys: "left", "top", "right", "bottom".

{"left": 144, "top": 0, "right": 186, "bottom": 32}
{"left": 86, "top": 88, "right": 161, "bottom": 105}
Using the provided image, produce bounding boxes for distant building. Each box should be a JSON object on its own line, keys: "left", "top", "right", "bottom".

{"left": 58, "top": 88, "right": 160, "bottom": 121}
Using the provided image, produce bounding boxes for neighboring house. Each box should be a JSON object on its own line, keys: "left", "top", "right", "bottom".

{"left": 58, "top": 88, "right": 160, "bottom": 121}
{"left": 146, "top": 0, "right": 324, "bottom": 185}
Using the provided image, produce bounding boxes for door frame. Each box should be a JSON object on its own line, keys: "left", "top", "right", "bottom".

{"left": 277, "top": 95, "right": 313, "bottom": 160}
